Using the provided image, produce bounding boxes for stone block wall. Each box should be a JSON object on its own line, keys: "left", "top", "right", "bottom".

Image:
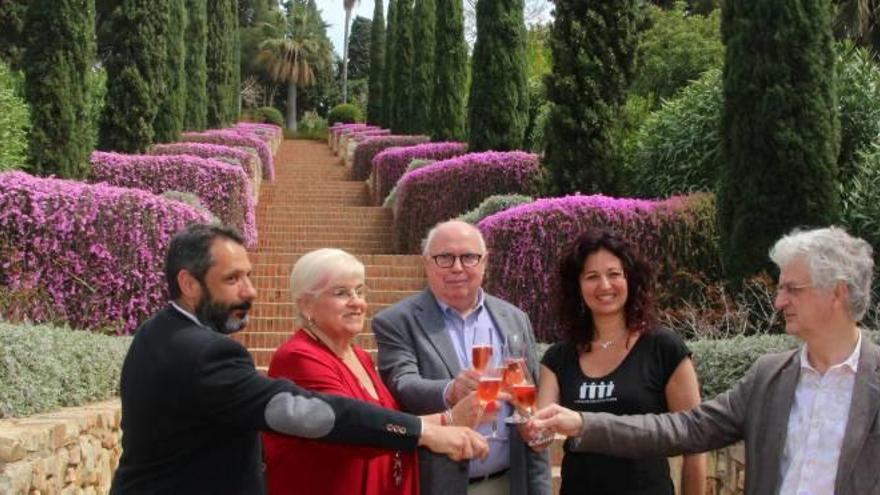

{"left": 0, "top": 400, "right": 121, "bottom": 494}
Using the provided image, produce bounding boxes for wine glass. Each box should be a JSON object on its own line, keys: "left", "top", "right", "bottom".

{"left": 471, "top": 342, "right": 493, "bottom": 372}
{"left": 503, "top": 333, "right": 530, "bottom": 424}
{"left": 477, "top": 366, "right": 503, "bottom": 438}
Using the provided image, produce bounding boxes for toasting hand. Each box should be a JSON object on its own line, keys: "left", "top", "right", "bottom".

{"left": 529, "top": 403, "right": 584, "bottom": 437}
{"left": 418, "top": 421, "right": 490, "bottom": 461}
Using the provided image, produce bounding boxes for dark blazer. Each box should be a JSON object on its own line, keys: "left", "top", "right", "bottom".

{"left": 111, "top": 306, "right": 421, "bottom": 495}
{"left": 572, "top": 331, "right": 880, "bottom": 495}
{"left": 373, "top": 289, "right": 552, "bottom": 495}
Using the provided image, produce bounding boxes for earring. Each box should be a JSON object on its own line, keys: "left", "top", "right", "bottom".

{"left": 304, "top": 315, "right": 315, "bottom": 328}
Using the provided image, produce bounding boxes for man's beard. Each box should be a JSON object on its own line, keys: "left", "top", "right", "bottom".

{"left": 195, "top": 292, "right": 252, "bottom": 334}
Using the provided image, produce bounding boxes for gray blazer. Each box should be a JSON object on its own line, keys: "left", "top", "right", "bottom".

{"left": 572, "top": 332, "right": 880, "bottom": 495}
{"left": 373, "top": 289, "right": 552, "bottom": 495}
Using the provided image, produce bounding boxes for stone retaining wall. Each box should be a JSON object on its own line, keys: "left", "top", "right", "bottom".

{"left": 0, "top": 400, "right": 121, "bottom": 494}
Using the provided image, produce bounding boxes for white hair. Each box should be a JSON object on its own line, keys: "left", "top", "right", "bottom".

{"left": 769, "top": 226, "right": 874, "bottom": 321}
{"left": 421, "top": 220, "right": 487, "bottom": 256}
{"left": 289, "top": 248, "right": 365, "bottom": 325}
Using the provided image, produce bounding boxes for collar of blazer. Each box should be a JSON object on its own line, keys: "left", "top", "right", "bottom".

{"left": 412, "top": 289, "right": 518, "bottom": 378}
{"left": 836, "top": 333, "right": 880, "bottom": 488}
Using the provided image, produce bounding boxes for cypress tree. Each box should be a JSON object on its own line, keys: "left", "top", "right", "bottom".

{"left": 154, "top": 0, "right": 187, "bottom": 143}
{"left": 23, "top": 0, "right": 96, "bottom": 178}
{"left": 98, "top": 0, "right": 169, "bottom": 153}
{"left": 367, "top": 0, "right": 385, "bottom": 124}
{"left": 430, "top": 0, "right": 467, "bottom": 140}
{"left": 468, "top": 0, "right": 529, "bottom": 151}
{"left": 409, "top": 0, "right": 435, "bottom": 135}
{"left": 718, "top": 0, "right": 840, "bottom": 283}
{"left": 544, "top": 0, "right": 638, "bottom": 195}
{"left": 207, "top": 0, "right": 236, "bottom": 128}
{"left": 184, "top": 0, "right": 208, "bottom": 131}
{"left": 391, "top": 0, "right": 413, "bottom": 133}
{"left": 382, "top": 0, "right": 397, "bottom": 128}
{"left": 229, "top": 0, "right": 241, "bottom": 123}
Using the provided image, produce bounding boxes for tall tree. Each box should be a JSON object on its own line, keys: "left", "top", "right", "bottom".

{"left": 184, "top": 0, "right": 208, "bottom": 130}
{"left": 230, "top": 0, "right": 241, "bottom": 122}
{"left": 367, "top": 0, "right": 385, "bottom": 123}
{"left": 23, "top": 0, "right": 96, "bottom": 178}
{"left": 382, "top": 0, "right": 398, "bottom": 127}
{"left": 468, "top": 0, "right": 529, "bottom": 151}
{"left": 154, "top": 0, "right": 187, "bottom": 142}
{"left": 341, "top": 0, "right": 359, "bottom": 103}
{"left": 544, "top": 1, "right": 638, "bottom": 195}
{"left": 392, "top": 0, "right": 414, "bottom": 133}
{"left": 718, "top": 0, "right": 840, "bottom": 284}
{"left": 0, "top": 0, "right": 27, "bottom": 70}
{"left": 98, "top": 0, "right": 169, "bottom": 153}
{"left": 430, "top": 0, "right": 467, "bottom": 140}
{"left": 207, "top": 0, "right": 237, "bottom": 128}
{"left": 410, "top": 0, "right": 436, "bottom": 135}
{"left": 347, "top": 16, "right": 372, "bottom": 81}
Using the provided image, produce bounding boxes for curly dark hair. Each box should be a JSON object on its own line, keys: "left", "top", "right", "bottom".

{"left": 559, "top": 230, "right": 655, "bottom": 352}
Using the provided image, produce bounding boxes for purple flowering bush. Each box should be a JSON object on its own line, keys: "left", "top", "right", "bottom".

{"left": 393, "top": 151, "right": 542, "bottom": 253}
{"left": 372, "top": 142, "right": 468, "bottom": 205}
{"left": 329, "top": 123, "right": 373, "bottom": 150}
{"left": 182, "top": 130, "right": 274, "bottom": 180}
{"left": 477, "top": 193, "right": 720, "bottom": 341}
{"left": 234, "top": 122, "right": 283, "bottom": 153}
{"left": 0, "top": 171, "right": 212, "bottom": 334}
{"left": 351, "top": 135, "right": 430, "bottom": 181}
{"left": 149, "top": 142, "right": 261, "bottom": 195}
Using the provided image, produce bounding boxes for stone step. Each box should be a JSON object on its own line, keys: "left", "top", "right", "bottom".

{"left": 256, "top": 227, "right": 393, "bottom": 236}
{"left": 251, "top": 276, "right": 425, "bottom": 291}
{"left": 256, "top": 288, "right": 419, "bottom": 304}
{"left": 250, "top": 253, "right": 423, "bottom": 265}
{"left": 254, "top": 243, "right": 393, "bottom": 254}
{"left": 257, "top": 231, "right": 393, "bottom": 242}
{"left": 252, "top": 263, "right": 424, "bottom": 278}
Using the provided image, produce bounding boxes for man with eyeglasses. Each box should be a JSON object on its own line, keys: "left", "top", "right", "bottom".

{"left": 373, "top": 220, "right": 551, "bottom": 495}
{"left": 532, "top": 226, "right": 880, "bottom": 495}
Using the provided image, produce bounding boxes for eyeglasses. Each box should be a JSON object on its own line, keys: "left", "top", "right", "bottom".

{"left": 430, "top": 253, "right": 483, "bottom": 268}
{"left": 775, "top": 283, "right": 813, "bottom": 298}
{"left": 323, "top": 285, "right": 368, "bottom": 301}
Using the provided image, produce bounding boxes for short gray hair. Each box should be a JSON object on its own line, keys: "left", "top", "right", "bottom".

{"left": 421, "top": 220, "right": 487, "bottom": 256}
{"left": 769, "top": 226, "right": 874, "bottom": 321}
{"left": 289, "top": 248, "right": 365, "bottom": 325}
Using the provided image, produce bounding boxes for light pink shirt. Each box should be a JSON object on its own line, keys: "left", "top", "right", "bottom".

{"left": 779, "top": 332, "right": 861, "bottom": 495}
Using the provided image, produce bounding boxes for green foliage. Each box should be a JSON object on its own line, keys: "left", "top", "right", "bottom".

{"left": 24, "top": 0, "right": 97, "bottom": 177}
{"left": 459, "top": 194, "right": 534, "bottom": 224}
{"left": 467, "top": 0, "right": 529, "bottom": 151}
{"left": 718, "top": 0, "right": 840, "bottom": 284}
{"left": 842, "top": 140, "right": 880, "bottom": 255}
{"left": 206, "top": 0, "right": 238, "bottom": 128}
{"left": 392, "top": 0, "right": 414, "bottom": 133}
{"left": 837, "top": 42, "right": 880, "bottom": 183}
{"left": 383, "top": 158, "right": 436, "bottom": 208}
{"left": 382, "top": 0, "right": 397, "bottom": 128}
{"left": 99, "top": 0, "right": 169, "bottom": 153}
{"left": 184, "top": 0, "right": 208, "bottom": 131}
{"left": 410, "top": 0, "right": 436, "bottom": 135}
{"left": 525, "top": 24, "right": 551, "bottom": 82}
{"left": 0, "top": 0, "right": 26, "bottom": 69}
{"left": 544, "top": 0, "right": 639, "bottom": 195}
{"left": 367, "top": 0, "right": 385, "bottom": 124}
{"left": 328, "top": 103, "right": 365, "bottom": 125}
{"left": 523, "top": 78, "right": 549, "bottom": 153}
{"left": 631, "top": 3, "right": 723, "bottom": 102}
{"left": 86, "top": 67, "right": 108, "bottom": 154}
{"left": 0, "top": 322, "right": 132, "bottom": 418}
{"left": 254, "top": 106, "right": 285, "bottom": 126}
{"left": 154, "top": 0, "right": 187, "bottom": 143}
{"left": 0, "top": 62, "right": 29, "bottom": 171}
{"left": 430, "top": 0, "right": 468, "bottom": 140}
{"left": 348, "top": 16, "right": 372, "bottom": 81}
{"left": 294, "top": 110, "right": 328, "bottom": 140}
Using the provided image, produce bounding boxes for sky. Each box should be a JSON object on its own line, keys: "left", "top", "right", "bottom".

{"left": 317, "top": 0, "right": 377, "bottom": 58}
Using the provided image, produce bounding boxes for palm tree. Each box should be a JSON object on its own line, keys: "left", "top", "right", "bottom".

{"left": 834, "top": 0, "right": 880, "bottom": 53}
{"left": 341, "top": 0, "right": 360, "bottom": 104}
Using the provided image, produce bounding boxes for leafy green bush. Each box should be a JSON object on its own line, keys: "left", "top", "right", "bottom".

{"left": 836, "top": 43, "right": 880, "bottom": 184}
{"left": 0, "top": 322, "right": 132, "bottom": 417}
{"left": 86, "top": 66, "right": 107, "bottom": 152}
{"left": 843, "top": 140, "right": 880, "bottom": 257}
{"left": 295, "top": 110, "right": 329, "bottom": 140}
{"left": 459, "top": 194, "right": 534, "bottom": 224}
{"left": 255, "top": 106, "right": 284, "bottom": 127}
{"left": 689, "top": 334, "right": 798, "bottom": 399}
{"left": 0, "top": 61, "right": 29, "bottom": 171}
{"left": 383, "top": 159, "right": 436, "bottom": 208}
{"left": 327, "top": 103, "right": 365, "bottom": 126}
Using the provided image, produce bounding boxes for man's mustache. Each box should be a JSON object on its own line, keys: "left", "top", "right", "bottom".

{"left": 231, "top": 301, "right": 252, "bottom": 312}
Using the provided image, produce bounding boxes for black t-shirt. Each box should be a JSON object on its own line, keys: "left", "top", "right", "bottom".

{"left": 541, "top": 327, "right": 691, "bottom": 495}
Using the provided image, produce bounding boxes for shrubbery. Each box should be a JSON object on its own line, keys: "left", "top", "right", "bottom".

{"left": 0, "top": 61, "right": 29, "bottom": 171}
{"left": 836, "top": 43, "right": 880, "bottom": 184}
{"left": 150, "top": 142, "right": 261, "bottom": 194}
{"left": 0, "top": 322, "right": 132, "bottom": 418}
{"left": 842, "top": 141, "right": 880, "bottom": 259}
{"left": 328, "top": 123, "right": 371, "bottom": 149}
{"left": 0, "top": 171, "right": 211, "bottom": 334}
{"left": 90, "top": 151, "right": 257, "bottom": 247}
{"left": 350, "top": 135, "right": 430, "bottom": 180}
{"left": 459, "top": 194, "right": 534, "bottom": 224}
{"left": 328, "top": 103, "right": 365, "bottom": 126}
{"left": 252, "top": 106, "right": 284, "bottom": 127}
{"left": 372, "top": 141, "right": 468, "bottom": 204}
{"left": 296, "top": 111, "right": 329, "bottom": 140}
{"left": 394, "top": 151, "right": 542, "bottom": 253}
{"left": 234, "top": 122, "right": 283, "bottom": 154}
{"left": 182, "top": 129, "right": 274, "bottom": 180}
{"left": 340, "top": 128, "right": 392, "bottom": 162}
{"left": 479, "top": 193, "right": 720, "bottom": 341}
{"left": 383, "top": 159, "right": 436, "bottom": 209}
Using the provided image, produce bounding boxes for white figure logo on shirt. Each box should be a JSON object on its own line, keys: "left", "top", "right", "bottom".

{"left": 578, "top": 380, "right": 616, "bottom": 402}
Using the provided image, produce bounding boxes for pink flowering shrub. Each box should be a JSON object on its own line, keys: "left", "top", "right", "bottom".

{"left": 372, "top": 142, "right": 468, "bottom": 205}
{"left": 477, "top": 193, "right": 720, "bottom": 341}
{"left": 182, "top": 130, "right": 274, "bottom": 180}
{"left": 340, "top": 128, "right": 391, "bottom": 152}
{"left": 393, "top": 151, "right": 542, "bottom": 253}
{"left": 351, "top": 135, "right": 430, "bottom": 181}
{"left": 329, "top": 123, "right": 372, "bottom": 150}
{"left": 90, "top": 152, "right": 257, "bottom": 247}
{"left": 0, "top": 171, "right": 212, "bottom": 334}
{"left": 149, "top": 142, "right": 260, "bottom": 188}
{"left": 234, "top": 123, "right": 283, "bottom": 153}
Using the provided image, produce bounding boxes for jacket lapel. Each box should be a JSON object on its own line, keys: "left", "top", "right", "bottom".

{"left": 485, "top": 295, "right": 515, "bottom": 345}
{"left": 414, "top": 290, "right": 462, "bottom": 378}
{"left": 761, "top": 353, "right": 800, "bottom": 492}
{"left": 835, "top": 334, "right": 880, "bottom": 491}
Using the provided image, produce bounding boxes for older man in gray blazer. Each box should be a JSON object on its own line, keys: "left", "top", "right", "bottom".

{"left": 374, "top": 220, "right": 551, "bottom": 495}
{"left": 533, "top": 226, "right": 880, "bottom": 495}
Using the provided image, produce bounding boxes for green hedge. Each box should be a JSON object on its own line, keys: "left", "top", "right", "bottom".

{"left": 0, "top": 61, "right": 29, "bottom": 171}
{"left": 459, "top": 194, "right": 534, "bottom": 224}
{"left": 328, "top": 103, "right": 365, "bottom": 126}
{"left": 0, "top": 322, "right": 131, "bottom": 418}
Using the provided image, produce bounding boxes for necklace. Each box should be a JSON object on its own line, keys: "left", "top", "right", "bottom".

{"left": 595, "top": 331, "right": 627, "bottom": 350}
